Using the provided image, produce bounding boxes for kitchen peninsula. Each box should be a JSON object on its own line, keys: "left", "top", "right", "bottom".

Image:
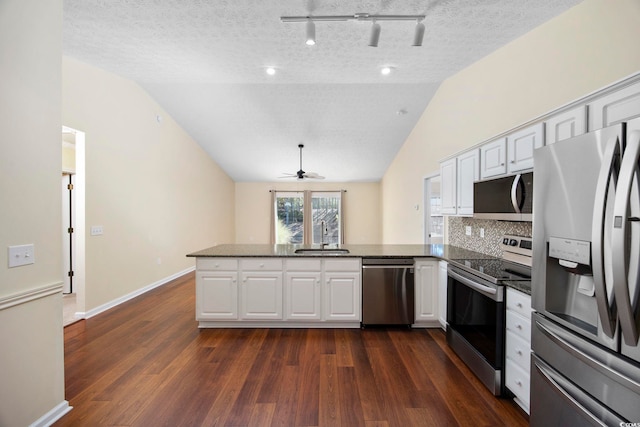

{"left": 187, "top": 244, "right": 510, "bottom": 328}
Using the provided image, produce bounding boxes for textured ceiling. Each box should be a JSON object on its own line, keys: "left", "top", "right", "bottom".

{"left": 63, "top": 0, "right": 582, "bottom": 182}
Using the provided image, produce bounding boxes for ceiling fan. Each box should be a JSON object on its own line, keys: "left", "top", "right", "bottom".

{"left": 279, "top": 144, "right": 325, "bottom": 180}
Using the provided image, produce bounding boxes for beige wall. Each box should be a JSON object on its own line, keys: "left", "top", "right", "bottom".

{"left": 0, "top": 0, "right": 66, "bottom": 425}
{"left": 62, "top": 57, "right": 235, "bottom": 312}
{"left": 235, "top": 182, "right": 381, "bottom": 244}
{"left": 382, "top": 0, "right": 640, "bottom": 243}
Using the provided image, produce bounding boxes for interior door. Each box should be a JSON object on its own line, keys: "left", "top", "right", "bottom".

{"left": 62, "top": 173, "right": 75, "bottom": 294}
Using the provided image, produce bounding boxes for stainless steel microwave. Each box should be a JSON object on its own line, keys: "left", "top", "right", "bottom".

{"left": 473, "top": 172, "right": 533, "bottom": 221}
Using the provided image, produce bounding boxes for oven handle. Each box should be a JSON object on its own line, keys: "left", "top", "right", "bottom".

{"left": 447, "top": 268, "right": 498, "bottom": 300}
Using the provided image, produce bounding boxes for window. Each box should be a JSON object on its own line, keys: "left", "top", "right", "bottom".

{"left": 272, "top": 191, "right": 343, "bottom": 245}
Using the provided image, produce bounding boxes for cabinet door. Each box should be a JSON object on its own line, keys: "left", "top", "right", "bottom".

{"left": 589, "top": 81, "right": 640, "bottom": 131}
{"left": 414, "top": 260, "right": 438, "bottom": 324}
{"left": 440, "top": 158, "right": 457, "bottom": 215}
{"left": 240, "top": 272, "right": 283, "bottom": 320}
{"left": 196, "top": 271, "right": 238, "bottom": 320}
{"left": 285, "top": 272, "right": 321, "bottom": 321}
{"left": 324, "top": 272, "right": 361, "bottom": 321}
{"left": 438, "top": 261, "right": 448, "bottom": 330}
{"left": 456, "top": 149, "right": 479, "bottom": 216}
{"left": 480, "top": 138, "right": 507, "bottom": 179}
{"left": 545, "top": 106, "right": 587, "bottom": 145}
{"left": 507, "top": 123, "right": 544, "bottom": 173}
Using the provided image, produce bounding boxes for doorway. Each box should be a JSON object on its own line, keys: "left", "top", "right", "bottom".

{"left": 62, "top": 126, "right": 86, "bottom": 326}
{"left": 424, "top": 174, "right": 443, "bottom": 244}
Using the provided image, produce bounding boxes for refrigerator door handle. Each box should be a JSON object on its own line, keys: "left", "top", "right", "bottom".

{"left": 535, "top": 318, "right": 640, "bottom": 394}
{"left": 612, "top": 130, "right": 640, "bottom": 346}
{"left": 591, "top": 135, "right": 622, "bottom": 338}
{"left": 510, "top": 174, "right": 522, "bottom": 213}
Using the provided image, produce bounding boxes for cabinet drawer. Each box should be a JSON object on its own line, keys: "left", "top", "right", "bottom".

{"left": 324, "top": 258, "right": 361, "bottom": 272}
{"left": 286, "top": 259, "right": 322, "bottom": 271}
{"left": 506, "top": 330, "right": 531, "bottom": 374}
{"left": 506, "top": 358, "right": 530, "bottom": 410}
{"left": 506, "top": 288, "right": 531, "bottom": 318}
{"left": 197, "top": 258, "right": 238, "bottom": 271}
{"left": 240, "top": 258, "right": 283, "bottom": 271}
{"left": 506, "top": 309, "right": 531, "bottom": 342}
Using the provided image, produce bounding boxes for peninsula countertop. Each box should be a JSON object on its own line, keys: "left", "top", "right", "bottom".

{"left": 187, "top": 243, "right": 494, "bottom": 261}
{"left": 186, "top": 244, "right": 531, "bottom": 294}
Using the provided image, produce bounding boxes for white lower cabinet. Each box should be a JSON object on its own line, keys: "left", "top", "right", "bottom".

{"left": 195, "top": 258, "right": 239, "bottom": 320}
{"left": 505, "top": 287, "right": 532, "bottom": 414}
{"left": 414, "top": 259, "right": 439, "bottom": 327}
{"left": 196, "top": 257, "right": 361, "bottom": 327}
{"left": 285, "top": 259, "right": 322, "bottom": 321}
{"left": 323, "top": 259, "right": 361, "bottom": 322}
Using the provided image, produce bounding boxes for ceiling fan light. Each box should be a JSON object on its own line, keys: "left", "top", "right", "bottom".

{"left": 412, "top": 21, "right": 425, "bottom": 46}
{"left": 368, "top": 22, "right": 381, "bottom": 47}
{"left": 306, "top": 19, "right": 316, "bottom": 45}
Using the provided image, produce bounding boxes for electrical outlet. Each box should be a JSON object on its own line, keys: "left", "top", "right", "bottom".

{"left": 480, "top": 228, "right": 485, "bottom": 238}
{"left": 465, "top": 226, "right": 472, "bottom": 236}
{"left": 8, "top": 244, "right": 35, "bottom": 268}
{"left": 90, "top": 225, "right": 104, "bottom": 236}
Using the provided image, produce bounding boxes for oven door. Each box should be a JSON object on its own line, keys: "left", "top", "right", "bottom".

{"left": 447, "top": 266, "right": 505, "bottom": 371}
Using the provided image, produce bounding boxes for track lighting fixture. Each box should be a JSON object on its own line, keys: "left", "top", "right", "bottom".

{"left": 282, "top": 12, "right": 426, "bottom": 46}
{"left": 413, "top": 21, "right": 425, "bottom": 46}
{"left": 305, "top": 18, "right": 316, "bottom": 45}
{"left": 368, "top": 21, "right": 381, "bottom": 47}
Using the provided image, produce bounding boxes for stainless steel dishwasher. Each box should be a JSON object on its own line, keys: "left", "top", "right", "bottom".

{"left": 362, "top": 258, "right": 415, "bottom": 327}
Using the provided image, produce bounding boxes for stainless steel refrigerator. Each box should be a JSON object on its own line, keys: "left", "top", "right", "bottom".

{"left": 532, "top": 117, "right": 640, "bottom": 425}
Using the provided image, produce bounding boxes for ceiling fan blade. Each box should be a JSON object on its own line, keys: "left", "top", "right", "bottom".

{"left": 303, "top": 172, "right": 325, "bottom": 179}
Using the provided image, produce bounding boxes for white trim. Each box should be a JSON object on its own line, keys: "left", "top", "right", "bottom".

{"left": 0, "top": 282, "right": 63, "bottom": 311}
{"left": 81, "top": 267, "right": 195, "bottom": 319}
{"left": 198, "top": 320, "right": 361, "bottom": 328}
{"left": 29, "top": 400, "right": 72, "bottom": 427}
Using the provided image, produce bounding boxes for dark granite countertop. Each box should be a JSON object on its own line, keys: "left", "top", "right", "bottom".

{"left": 503, "top": 280, "right": 532, "bottom": 295}
{"left": 186, "top": 243, "right": 496, "bottom": 261}
{"left": 187, "top": 243, "right": 530, "bottom": 294}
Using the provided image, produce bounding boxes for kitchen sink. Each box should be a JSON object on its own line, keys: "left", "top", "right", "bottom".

{"left": 294, "top": 248, "right": 350, "bottom": 255}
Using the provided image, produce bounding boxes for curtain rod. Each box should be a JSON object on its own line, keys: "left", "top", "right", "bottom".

{"left": 269, "top": 189, "right": 346, "bottom": 193}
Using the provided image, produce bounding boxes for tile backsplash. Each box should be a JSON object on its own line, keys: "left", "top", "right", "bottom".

{"left": 448, "top": 217, "right": 532, "bottom": 258}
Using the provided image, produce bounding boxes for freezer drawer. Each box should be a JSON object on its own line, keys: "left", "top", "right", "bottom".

{"left": 532, "top": 312, "right": 640, "bottom": 423}
{"left": 531, "top": 355, "right": 626, "bottom": 426}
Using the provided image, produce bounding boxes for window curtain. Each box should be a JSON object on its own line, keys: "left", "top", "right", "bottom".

{"left": 340, "top": 189, "right": 345, "bottom": 244}
{"left": 269, "top": 190, "right": 276, "bottom": 244}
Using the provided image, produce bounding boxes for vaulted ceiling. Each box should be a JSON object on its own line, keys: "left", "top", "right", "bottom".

{"left": 63, "top": 0, "right": 582, "bottom": 182}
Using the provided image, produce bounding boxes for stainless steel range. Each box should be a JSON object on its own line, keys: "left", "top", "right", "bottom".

{"left": 446, "top": 235, "right": 532, "bottom": 395}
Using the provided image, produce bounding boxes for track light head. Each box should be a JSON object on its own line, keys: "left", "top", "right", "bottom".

{"left": 412, "top": 21, "right": 425, "bottom": 46}
{"left": 305, "top": 19, "right": 316, "bottom": 45}
{"left": 368, "top": 21, "right": 381, "bottom": 47}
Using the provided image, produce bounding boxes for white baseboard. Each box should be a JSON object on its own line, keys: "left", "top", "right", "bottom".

{"left": 81, "top": 267, "right": 195, "bottom": 319}
{"left": 29, "top": 400, "right": 72, "bottom": 427}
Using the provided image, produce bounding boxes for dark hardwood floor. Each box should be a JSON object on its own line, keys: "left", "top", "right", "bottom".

{"left": 54, "top": 272, "right": 528, "bottom": 426}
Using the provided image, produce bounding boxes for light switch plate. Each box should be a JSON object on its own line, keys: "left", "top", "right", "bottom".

{"left": 465, "top": 226, "right": 472, "bottom": 236}
{"left": 90, "top": 225, "right": 104, "bottom": 236}
{"left": 8, "top": 244, "right": 35, "bottom": 268}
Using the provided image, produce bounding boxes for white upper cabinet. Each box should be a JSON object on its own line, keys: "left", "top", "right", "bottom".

{"left": 440, "top": 150, "right": 478, "bottom": 216}
{"left": 588, "top": 81, "right": 640, "bottom": 131}
{"left": 545, "top": 105, "right": 587, "bottom": 145}
{"left": 480, "top": 138, "right": 507, "bottom": 179}
{"left": 507, "top": 123, "right": 544, "bottom": 173}
{"left": 440, "top": 157, "right": 457, "bottom": 215}
{"left": 456, "top": 149, "right": 479, "bottom": 216}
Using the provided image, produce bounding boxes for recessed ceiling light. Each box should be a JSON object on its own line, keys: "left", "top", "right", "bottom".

{"left": 265, "top": 67, "right": 276, "bottom": 76}
{"left": 381, "top": 66, "right": 394, "bottom": 76}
